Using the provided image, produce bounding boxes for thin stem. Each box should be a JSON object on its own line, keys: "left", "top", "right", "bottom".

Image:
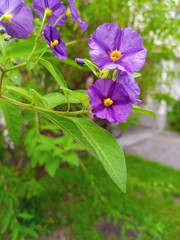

{"left": 35, "top": 112, "right": 40, "bottom": 134}
{"left": 28, "top": 39, "right": 38, "bottom": 61}
{"left": 39, "top": 13, "right": 47, "bottom": 34}
{"left": 1, "top": 95, "right": 89, "bottom": 116}
{"left": 0, "top": 69, "right": 5, "bottom": 96}
{"left": 35, "top": 46, "right": 48, "bottom": 63}
{"left": 28, "top": 13, "right": 47, "bottom": 61}
{"left": 4, "top": 62, "right": 26, "bottom": 72}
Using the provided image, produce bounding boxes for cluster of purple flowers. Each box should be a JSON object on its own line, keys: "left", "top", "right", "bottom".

{"left": 88, "top": 23, "right": 147, "bottom": 124}
{"left": 0, "top": 0, "right": 88, "bottom": 41}
{"left": 0, "top": 1, "right": 147, "bottom": 124}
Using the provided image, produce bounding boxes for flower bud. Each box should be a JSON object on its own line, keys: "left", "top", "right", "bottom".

{"left": 4, "top": 35, "right": 11, "bottom": 41}
{"left": 0, "top": 26, "right": 6, "bottom": 34}
{"left": 75, "top": 58, "right": 85, "bottom": 66}
{"left": 12, "top": 60, "right": 18, "bottom": 65}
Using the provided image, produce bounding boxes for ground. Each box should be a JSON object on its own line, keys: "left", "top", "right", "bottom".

{"left": 118, "top": 127, "right": 180, "bottom": 169}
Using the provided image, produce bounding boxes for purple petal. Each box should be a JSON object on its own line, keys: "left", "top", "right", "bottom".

{"left": 68, "top": 0, "right": 88, "bottom": 30}
{"left": 119, "top": 48, "right": 147, "bottom": 73}
{"left": 0, "top": 0, "right": 23, "bottom": 13}
{"left": 111, "top": 103, "right": 132, "bottom": 123}
{"left": 116, "top": 70, "right": 142, "bottom": 104}
{"left": 0, "top": 1, "right": 34, "bottom": 39}
{"left": 120, "top": 28, "right": 144, "bottom": 53}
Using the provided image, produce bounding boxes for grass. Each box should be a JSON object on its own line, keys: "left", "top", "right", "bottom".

{"left": 37, "top": 154, "right": 180, "bottom": 240}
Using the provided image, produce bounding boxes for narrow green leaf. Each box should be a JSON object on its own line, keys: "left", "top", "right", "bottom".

{"left": 44, "top": 92, "right": 67, "bottom": 109}
{"left": 30, "top": 89, "right": 49, "bottom": 108}
{"left": 43, "top": 53, "right": 82, "bottom": 70}
{"left": 0, "top": 99, "right": 22, "bottom": 145}
{"left": 38, "top": 58, "right": 67, "bottom": 88}
{"left": 71, "top": 117, "right": 127, "bottom": 192}
{"left": 84, "top": 59, "right": 99, "bottom": 77}
{"left": 132, "top": 104, "right": 156, "bottom": 118}
{"left": 6, "top": 86, "right": 33, "bottom": 102}
{"left": 40, "top": 112, "right": 126, "bottom": 192}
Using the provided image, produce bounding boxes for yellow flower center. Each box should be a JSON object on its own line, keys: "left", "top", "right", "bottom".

{"left": 0, "top": 13, "right": 13, "bottom": 23}
{"left": 44, "top": 8, "right": 53, "bottom": 17}
{"left": 50, "top": 40, "right": 59, "bottom": 48}
{"left": 103, "top": 97, "right": 114, "bottom": 107}
{"left": 65, "top": 8, "right": 71, "bottom": 17}
{"left": 110, "top": 50, "right": 122, "bottom": 61}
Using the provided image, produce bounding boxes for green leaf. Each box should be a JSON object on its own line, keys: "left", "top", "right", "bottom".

{"left": 61, "top": 87, "right": 89, "bottom": 108}
{"left": 39, "top": 112, "right": 126, "bottom": 192}
{"left": 84, "top": 59, "right": 99, "bottom": 77}
{"left": 18, "top": 212, "right": 34, "bottom": 220}
{"left": 132, "top": 104, "right": 156, "bottom": 118}
{"left": 45, "top": 157, "right": 60, "bottom": 177}
{"left": 43, "top": 53, "right": 82, "bottom": 70}
{"left": 30, "top": 89, "right": 49, "bottom": 107}
{"left": 6, "top": 86, "right": 33, "bottom": 102}
{"left": 0, "top": 99, "right": 22, "bottom": 145}
{"left": 63, "top": 152, "right": 80, "bottom": 167}
{"left": 9, "top": 70, "right": 22, "bottom": 86}
{"left": 26, "top": 59, "right": 37, "bottom": 70}
{"left": 44, "top": 92, "right": 67, "bottom": 109}
{"left": 6, "top": 39, "right": 46, "bottom": 58}
{"left": 38, "top": 58, "right": 67, "bottom": 88}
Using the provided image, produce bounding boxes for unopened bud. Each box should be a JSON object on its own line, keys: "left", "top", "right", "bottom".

{"left": 12, "top": 60, "right": 18, "bottom": 65}
{"left": 0, "top": 26, "right": 6, "bottom": 34}
{"left": 4, "top": 35, "right": 11, "bottom": 41}
{"left": 75, "top": 58, "right": 85, "bottom": 66}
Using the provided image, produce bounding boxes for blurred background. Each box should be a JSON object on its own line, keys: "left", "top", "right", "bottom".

{"left": 0, "top": 0, "right": 180, "bottom": 239}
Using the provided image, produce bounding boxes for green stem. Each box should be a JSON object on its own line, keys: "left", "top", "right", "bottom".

{"left": 35, "top": 46, "right": 48, "bottom": 63}
{"left": 35, "top": 112, "right": 40, "bottom": 134}
{"left": 0, "top": 69, "right": 5, "bottom": 96}
{"left": 39, "top": 13, "right": 47, "bottom": 34}
{"left": 28, "top": 39, "right": 38, "bottom": 61}
{"left": 4, "top": 62, "right": 26, "bottom": 72}
{"left": 28, "top": 13, "right": 47, "bottom": 61}
{"left": 1, "top": 95, "right": 89, "bottom": 116}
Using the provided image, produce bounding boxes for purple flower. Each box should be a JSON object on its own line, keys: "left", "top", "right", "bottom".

{"left": 88, "top": 23, "right": 147, "bottom": 74}
{"left": 0, "top": 0, "right": 33, "bottom": 39}
{"left": 116, "top": 70, "right": 142, "bottom": 104}
{"left": 43, "top": 25, "right": 67, "bottom": 60}
{"left": 68, "top": 0, "right": 88, "bottom": 30}
{"left": 33, "top": 0, "right": 67, "bottom": 26}
{"left": 88, "top": 79, "right": 133, "bottom": 124}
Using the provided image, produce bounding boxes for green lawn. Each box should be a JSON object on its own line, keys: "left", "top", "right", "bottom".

{"left": 37, "top": 154, "right": 180, "bottom": 240}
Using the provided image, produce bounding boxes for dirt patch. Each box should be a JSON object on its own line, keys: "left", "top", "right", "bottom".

{"left": 97, "top": 218, "right": 136, "bottom": 239}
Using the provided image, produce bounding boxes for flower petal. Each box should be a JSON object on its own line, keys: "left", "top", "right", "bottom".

{"left": 120, "top": 28, "right": 144, "bottom": 53}
{"left": 111, "top": 103, "right": 132, "bottom": 123}
{"left": 0, "top": 1, "right": 33, "bottom": 39}
{"left": 119, "top": 48, "right": 147, "bottom": 73}
{"left": 68, "top": 0, "right": 88, "bottom": 30}
{"left": 116, "top": 70, "right": 142, "bottom": 104}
